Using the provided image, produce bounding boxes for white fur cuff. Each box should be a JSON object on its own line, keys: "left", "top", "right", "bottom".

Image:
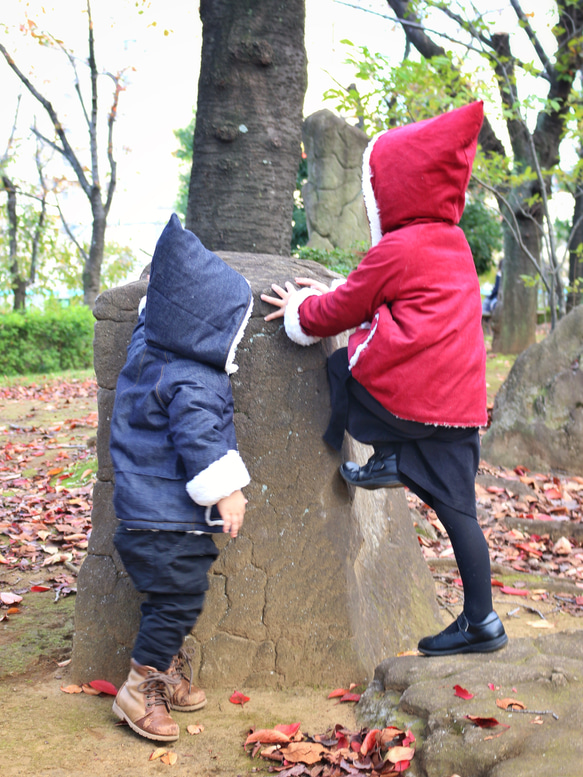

{"left": 186, "top": 449, "right": 250, "bottom": 506}
{"left": 283, "top": 288, "right": 322, "bottom": 346}
{"left": 330, "top": 278, "right": 347, "bottom": 292}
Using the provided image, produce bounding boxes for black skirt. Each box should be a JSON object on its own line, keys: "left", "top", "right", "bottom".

{"left": 324, "top": 347, "right": 480, "bottom": 517}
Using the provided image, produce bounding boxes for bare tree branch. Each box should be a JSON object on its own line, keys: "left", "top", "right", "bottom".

{"left": 509, "top": 0, "right": 554, "bottom": 80}
{"left": 0, "top": 40, "right": 93, "bottom": 197}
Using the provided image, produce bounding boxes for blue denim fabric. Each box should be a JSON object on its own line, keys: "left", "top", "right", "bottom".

{"left": 114, "top": 526, "right": 218, "bottom": 668}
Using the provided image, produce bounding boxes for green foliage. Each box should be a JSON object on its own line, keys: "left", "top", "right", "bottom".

{"left": 51, "top": 240, "right": 137, "bottom": 294}
{"left": 0, "top": 305, "right": 94, "bottom": 376}
{"left": 324, "top": 44, "right": 483, "bottom": 134}
{"left": 291, "top": 154, "right": 309, "bottom": 251}
{"left": 173, "top": 112, "right": 196, "bottom": 221}
{"left": 459, "top": 193, "right": 503, "bottom": 275}
{"left": 296, "top": 243, "right": 368, "bottom": 277}
{"left": 0, "top": 196, "right": 134, "bottom": 301}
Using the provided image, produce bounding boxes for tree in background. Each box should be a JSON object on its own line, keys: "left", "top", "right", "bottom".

{"left": 329, "top": 0, "right": 583, "bottom": 353}
{"left": 186, "top": 0, "right": 307, "bottom": 255}
{"left": 173, "top": 111, "right": 196, "bottom": 223}
{"left": 0, "top": 0, "right": 126, "bottom": 308}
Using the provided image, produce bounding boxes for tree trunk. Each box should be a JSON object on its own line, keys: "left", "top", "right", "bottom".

{"left": 2, "top": 175, "right": 27, "bottom": 311}
{"left": 568, "top": 181, "right": 583, "bottom": 313}
{"left": 492, "top": 214, "right": 538, "bottom": 353}
{"left": 83, "top": 195, "right": 106, "bottom": 309}
{"left": 186, "top": 0, "right": 307, "bottom": 255}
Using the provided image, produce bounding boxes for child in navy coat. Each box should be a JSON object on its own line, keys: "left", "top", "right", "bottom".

{"left": 110, "top": 214, "right": 252, "bottom": 741}
{"left": 262, "top": 102, "right": 507, "bottom": 658}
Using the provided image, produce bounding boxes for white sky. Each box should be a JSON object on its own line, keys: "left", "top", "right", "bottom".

{"left": 0, "top": 0, "right": 563, "bottom": 275}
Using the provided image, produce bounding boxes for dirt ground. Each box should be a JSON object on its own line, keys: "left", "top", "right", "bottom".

{"left": 1, "top": 376, "right": 582, "bottom": 776}
{"left": 1, "top": 590, "right": 581, "bottom": 777}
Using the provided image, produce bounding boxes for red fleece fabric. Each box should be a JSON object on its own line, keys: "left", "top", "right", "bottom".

{"left": 298, "top": 101, "right": 488, "bottom": 427}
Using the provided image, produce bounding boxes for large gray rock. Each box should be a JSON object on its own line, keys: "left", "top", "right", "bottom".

{"left": 71, "top": 253, "right": 441, "bottom": 688}
{"left": 358, "top": 631, "right": 583, "bottom": 777}
{"left": 302, "top": 110, "right": 371, "bottom": 250}
{"left": 482, "top": 305, "right": 583, "bottom": 475}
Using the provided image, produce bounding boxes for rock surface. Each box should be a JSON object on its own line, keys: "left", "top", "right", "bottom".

{"left": 71, "top": 253, "right": 442, "bottom": 688}
{"left": 302, "top": 109, "right": 371, "bottom": 250}
{"left": 482, "top": 306, "right": 583, "bottom": 476}
{"left": 358, "top": 631, "right": 583, "bottom": 777}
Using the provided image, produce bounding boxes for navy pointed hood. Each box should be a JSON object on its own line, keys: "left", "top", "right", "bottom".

{"left": 144, "top": 214, "right": 253, "bottom": 373}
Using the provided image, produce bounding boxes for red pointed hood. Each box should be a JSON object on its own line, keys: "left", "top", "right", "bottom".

{"left": 362, "top": 101, "right": 484, "bottom": 245}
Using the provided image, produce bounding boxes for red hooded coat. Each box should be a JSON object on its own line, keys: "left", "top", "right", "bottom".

{"left": 284, "top": 101, "right": 488, "bottom": 428}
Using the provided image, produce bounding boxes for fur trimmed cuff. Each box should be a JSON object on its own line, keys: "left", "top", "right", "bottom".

{"left": 186, "top": 449, "right": 250, "bottom": 506}
{"left": 284, "top": 288, "right": 322, "bottom": 346}
{"left": 330, "top": 278, "right": 347, "bottom": 292}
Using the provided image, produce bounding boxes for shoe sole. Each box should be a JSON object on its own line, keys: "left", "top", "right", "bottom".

{"left": 112, "top": 700, "right": 180, "bottom": 741}
{"left": 340, "top": 473, "right": 403, "bottom": 490}
{"left": 169, "top": 698, "right": 207, "bottom": 712}
{"left": 418, "top": 633, "right": 509, "bottom": 657}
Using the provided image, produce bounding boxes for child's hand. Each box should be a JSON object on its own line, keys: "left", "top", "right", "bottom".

{"left": 294, "top": 277, "right": 330, "bottom": 294}
{"left": 217, "top": 490, "right": 247, "bottom": 538}
{"left": 260, "top": 281, "right": 296, "bottom": 321}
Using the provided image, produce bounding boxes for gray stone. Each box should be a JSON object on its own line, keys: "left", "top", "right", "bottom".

{"left": 357, "top": 631, "right": 583, "bottom": 777}
{"left": 302, "top": 110, "right": 371, "bottom": 250}
{"left": 482, "top": 306, "right": 583, "bottom": 475}
{"left": 71, "top": 253, "right": 441, "bottom": 688}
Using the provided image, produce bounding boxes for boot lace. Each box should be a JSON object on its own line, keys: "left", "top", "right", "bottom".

{"left": 169, "top": 647, "right": 194, "bottom": 693}
{"left": 138, "top": 669, "right": 180, "bottom": 709}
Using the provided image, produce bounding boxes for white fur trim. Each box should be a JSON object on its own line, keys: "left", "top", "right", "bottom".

{"left": 186, "top": 449, "right": 250, "bottom": 506}
{"left": 138, "top": 295, "right": 147, "bottom": 315}
{"left": 226, "top": 283, "right": 253, "bottom": 375}
{"left": 348, "top": 311, "right": 379, "bottom": 370}
{"left": 330, "top": 278, "right": 347, "bottom": 292}
{"left": 362, "top": 132, "right": 384, "bottom": 247}
{"left": 283, "top": 287, "right": 322, "bottom": 346}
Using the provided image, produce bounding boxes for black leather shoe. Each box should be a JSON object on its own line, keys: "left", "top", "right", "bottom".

{"left": 418, "top": 611, "right": 508, "bottom": 656}
{"left": 339, "top": 451, "right": 402, "bottom": 490}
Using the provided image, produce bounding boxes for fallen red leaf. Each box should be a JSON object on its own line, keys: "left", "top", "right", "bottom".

{"left": 30, "top": 585, "right": 51, "bottom": 592}
{"left": 327, "top": 688, "right": 347, "bottom": 698}
{"left": 274, "top": 722, "right": 301, "bottom": 738}
{"left": 465, "top": 715, "right": 501, "bottom": 728}
{"left": 89, "top": 679, "right": 118, "bottom": 696}
{"left": 229, "top": 690, "right": 250, "bottom": 706}
{"left": 453, "top": 685, "right": 474, "bottom": 700}
{"left": 499, "top": 586, "right": 529, "bottom": 596}
{"left": 245, "top": 728, "right": 291, "bottom": 746}
{"left": 360, "top": 728, "right": 381, "bottom": 755}
{"left": 338, "top": 692, "right": 361, "bottom": 703}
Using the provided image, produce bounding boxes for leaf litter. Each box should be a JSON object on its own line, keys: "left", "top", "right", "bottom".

{"left": 244, "top": 720, "right": 417, "bottom": 776}
{"left": 0, "top": 378, "right": 97, "bottom": 610}
{"left": 1, "top": 376, "right": 581, "bottom": 770}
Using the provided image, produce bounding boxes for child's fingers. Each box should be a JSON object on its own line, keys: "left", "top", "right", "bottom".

{"left": 263, "top": 309, "right": 284, "bottom": 322}
{"left": 222, "top": 512, "right": 244, "bottom": 538}
{"left": 294, "top": 277, "right": 329, "bottom": 293}
{"left": 260, "top": 293, "right": 285, "bottom": 307}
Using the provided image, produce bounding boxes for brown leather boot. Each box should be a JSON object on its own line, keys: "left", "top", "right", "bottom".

{"left": 167, "top": 647, "right": 207, "bottom": 711}
{"left": 112, "top": 659, "right": 180, "bottom": 741}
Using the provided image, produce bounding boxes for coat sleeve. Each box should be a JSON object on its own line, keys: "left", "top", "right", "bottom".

{"left": 284, "top": 245, "right": 397, "bottom": 345}
{"left": 166, "top": 381, "right": 250, "bottom": 506}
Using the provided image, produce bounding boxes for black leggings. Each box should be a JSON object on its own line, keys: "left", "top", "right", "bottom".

{"left": 325, "top": 347, "right": 493, "bottom": 624}
{"left": 431, "top": 498, "right": 492, "bottom": 622}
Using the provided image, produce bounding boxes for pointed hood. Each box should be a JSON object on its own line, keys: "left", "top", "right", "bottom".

{"left": 144, "top": 214, "right": 253, "bottom": 373}
{"left": 362, "top": 101, "right": 484, "bottom": 245}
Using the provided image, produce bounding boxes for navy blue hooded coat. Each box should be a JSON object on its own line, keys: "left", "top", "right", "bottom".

{"left": 109, "top": 214, "right": 253, "bottom": 533}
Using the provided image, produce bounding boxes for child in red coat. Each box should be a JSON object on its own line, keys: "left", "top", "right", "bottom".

{"left": 262, "top": 101, "right": 507, "bottom": 656}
